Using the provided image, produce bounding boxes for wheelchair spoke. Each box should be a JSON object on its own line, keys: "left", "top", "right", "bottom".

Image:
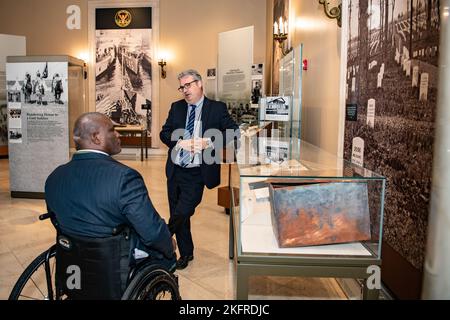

{"left": 18, "top": 294, "right": 42, "bottom": 300}
{"left": 28, "top": 273, "right": 46, "bottom": 299}
{"left": 9, "top": 247, "right": 58, "bottom": 300}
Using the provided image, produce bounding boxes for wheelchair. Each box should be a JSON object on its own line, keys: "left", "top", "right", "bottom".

{"left": 8, "top": 213, "right": 181, "bottom": 300}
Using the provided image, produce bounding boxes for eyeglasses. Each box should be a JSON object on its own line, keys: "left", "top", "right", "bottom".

{"left": 178, "top": 80, "right": 198, "bottom": 92}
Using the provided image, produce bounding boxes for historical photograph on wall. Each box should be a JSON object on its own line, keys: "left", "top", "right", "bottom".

{"left": 0, "top": 102, "right": 7, "bottom": 148}
{"left": 226, "top": 100, "right": 257, "bottom": 125}
{"left": 251, "top": 63, "right": 264, "bottom": 106}
{"left": 0, "top": 70, "right": 7, "bottom": 148}
{"left": 205, "top": 68, "right": 217, "bottom": 100}
{"left": 95, "top": 7, "right": 153, "bottom": 130}
{"left": 6, "top": 62, "right": 68, "bottom": 107}
{"left": 343, "top": 0, "right": 440, "bottom": 273}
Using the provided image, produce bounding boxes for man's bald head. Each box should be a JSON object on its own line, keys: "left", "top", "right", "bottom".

{"left": 73, "top": 112, "right": 121, "bottom": 155}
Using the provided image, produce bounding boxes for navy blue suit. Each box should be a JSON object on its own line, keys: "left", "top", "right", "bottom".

{"left": 45, "top": 152, "right": 174, "bottom": 264}
{"left": 160, "top": 97, "right": 238, "bottom": 258}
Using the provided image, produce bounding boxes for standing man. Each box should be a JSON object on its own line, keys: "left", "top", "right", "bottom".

{"left": 160, "top": 69, "right": 239, "bottom": 269}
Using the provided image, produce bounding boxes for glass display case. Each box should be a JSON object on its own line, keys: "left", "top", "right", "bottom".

{"left": 229, "top": 136, "right": 386, "bottom": 299}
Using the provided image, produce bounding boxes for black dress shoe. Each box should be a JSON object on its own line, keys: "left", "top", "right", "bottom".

{"left": 176, "top": 255, "right": 194, "bottom": 270}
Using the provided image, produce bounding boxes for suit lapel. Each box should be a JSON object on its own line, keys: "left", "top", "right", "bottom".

{"left": 179, "top": 100, "right": 188, "bottom": 128}
{"left": 201, "top": 97, "right": 211, "bottom": 134}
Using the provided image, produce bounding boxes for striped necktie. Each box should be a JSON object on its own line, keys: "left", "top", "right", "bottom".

{"left": 179, "top": 104, "right": 197, "bottom": 167}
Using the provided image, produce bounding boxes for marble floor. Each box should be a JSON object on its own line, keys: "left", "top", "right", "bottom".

{"left": 0, "top": 155, "right": 347, "bottom": 300}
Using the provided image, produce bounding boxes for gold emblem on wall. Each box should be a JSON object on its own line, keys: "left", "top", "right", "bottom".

{"left": 115, "top": 10, "right": 132, "bottom": 28}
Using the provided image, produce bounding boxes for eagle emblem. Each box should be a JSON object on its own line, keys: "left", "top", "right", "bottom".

{"left": 115, "top": 10, "right": 132, "bottom": 28}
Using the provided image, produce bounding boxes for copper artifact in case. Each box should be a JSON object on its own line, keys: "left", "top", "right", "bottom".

{"left": 268, "top": 181, "right": 371, "bottom": 247}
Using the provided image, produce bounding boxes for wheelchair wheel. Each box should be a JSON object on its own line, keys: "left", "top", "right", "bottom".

{"left": 8, "top": 246, "right": 61, "bottom": 300}
{"left": 122, "top": 265, "right": 181, "bottom": 300}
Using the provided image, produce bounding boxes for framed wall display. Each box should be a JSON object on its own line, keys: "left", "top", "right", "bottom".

{"left": 251, "top": 63, "right": 264, "bottom": 107}
{"left": 88, "top": 1, "right": 160, "bottom": 147}
{"left": 218, "top": 26, "right": 253, "bottom": 102}
{"left": 205, "top": 67, "right": 217, "bottom": 100}
{"left": 206, "top": 68, "right": 216, "bottom": 79}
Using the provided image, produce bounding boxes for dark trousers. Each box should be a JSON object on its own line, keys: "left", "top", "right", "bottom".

{"left": 167, "top": 166, "right": 204, "bottom": 257}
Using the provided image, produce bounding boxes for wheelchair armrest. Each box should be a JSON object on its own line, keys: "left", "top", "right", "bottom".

{"left": 39, "top": 213, "right": 52, "bottom": 220}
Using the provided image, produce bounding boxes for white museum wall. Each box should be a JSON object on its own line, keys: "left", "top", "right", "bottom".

{"left": 283, "top": 0, "right": 343, "bottom": 155}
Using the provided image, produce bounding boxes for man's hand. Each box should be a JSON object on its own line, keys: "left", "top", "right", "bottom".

{"left": 193, "top": 138, "right": 210, "bottom": 153}
{"left": 178, "top": 139, "right": 195, "bottom": 153}
{"left": 178, "top": 138, "right": 211, "bottom": 154}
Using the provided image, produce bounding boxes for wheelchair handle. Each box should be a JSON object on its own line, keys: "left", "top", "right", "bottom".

{"left": 39, "top": 213, "right": 51, "bottom": 220}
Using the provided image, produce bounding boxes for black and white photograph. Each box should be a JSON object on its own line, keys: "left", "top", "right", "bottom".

{"left": 344, "top": 0, "right": 440, "bottom": 270}
{"left": 9, "top": 108, "right": 21, "bottom": 118}
{"left": 95, "top": 7, "right": 153, "bottom": 128}
{"left": 252, "top": 63, "right": 263, "bottom": 76}
{"left": 5, "top": 62, "right": 68, "bottom": 107}
{"left": 8, "top": 107, "right": 22, "bottom": 129}
{"left": 9, "top": 128, "right": 22, "bottom": 143}
{"left": 7, "top": 82, "right": 21, "bottom": 102}
{"left": 226, "top": 100, "right": 257, "bottom": 124}
{"left": 266, "top": 145, "right": 288, "bottom": 163}
{"left": 263, "top": 96, "right": 290, "bottom": 121}
{"left": 0, "top": 71, "right": 6, "bottom": 100}
{"left": 0, "top": 102, "right": 7, "bottom": 146}
{"left": 206, "top": 68, "right": 216, "bottom": 79}
{"left": 251, "top": 79, "right": 262, "bottom": 105}
{"left": 259, "top": 139, "right": 289, "bottom": 164}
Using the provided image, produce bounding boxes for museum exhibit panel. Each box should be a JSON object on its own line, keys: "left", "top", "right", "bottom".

{"left": 258, "top": 44, "right": 303, "bottom": 141}
{"left": 1, "top": 35, "right": 26, "bottom": 158}
{"left": 229, "top": 135, "right": 386, "bottom": 299}
{"left": 6, "top": 55, "right": 85, "bottom": 198}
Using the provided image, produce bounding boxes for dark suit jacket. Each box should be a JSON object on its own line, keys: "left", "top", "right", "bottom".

{"left": 160, "top": 97, "right": 239, "bottom": 189}
{"left": 45, "top": 152, "right": 173, "bottom": 259}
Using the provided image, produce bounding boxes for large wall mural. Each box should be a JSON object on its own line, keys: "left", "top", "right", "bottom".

{"left": 95, "top": 7, "right": 153, "bottom": 129}
{"left": 344, "top": 0, "right": 440, "bottom": 273}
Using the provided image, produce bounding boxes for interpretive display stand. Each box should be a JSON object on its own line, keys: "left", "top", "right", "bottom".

{"left": 229, "top": 136, "right": 386, "bottom": 299}
{"left": 6, "top": 55, "right": 85, "bottom": 198}
{"left": 114, "top": 125, "right": 148, "bottom": 161}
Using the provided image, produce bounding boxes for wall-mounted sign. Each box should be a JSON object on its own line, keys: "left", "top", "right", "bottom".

{"left": 115, "top": 10, "right": 132, "bottom": 28}
{"left": 345, "top": 103, "right": 357, "bottom": 121}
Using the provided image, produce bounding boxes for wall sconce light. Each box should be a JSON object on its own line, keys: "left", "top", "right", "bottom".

{"left": 158, "top": 59, "right": 167, "bottom": 79}
{"left": 273, "top": 16, "right": 292, "bottom": 56}
{"left": 319, "top": 0, "right": 342, "bottom": 27}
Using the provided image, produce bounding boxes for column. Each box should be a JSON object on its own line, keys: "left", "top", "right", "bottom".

{"left": 422, "top": 1, "right": 450, "bottom": 299}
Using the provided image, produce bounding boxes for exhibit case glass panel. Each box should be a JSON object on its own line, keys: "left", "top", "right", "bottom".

{"left": 230, "top": 136, "right": 386, "bottom": 261}
{"left": 258, "top": 44, "right": 303, "bottom": 140}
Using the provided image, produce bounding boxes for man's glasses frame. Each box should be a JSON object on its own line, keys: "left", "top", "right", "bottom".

{"left": 178, "top": 80, "right": 198, "bottom": 92}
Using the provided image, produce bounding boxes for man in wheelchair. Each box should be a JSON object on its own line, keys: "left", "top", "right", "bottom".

{"left": 44, "top": 112, "right": 179, "bottom": 299}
